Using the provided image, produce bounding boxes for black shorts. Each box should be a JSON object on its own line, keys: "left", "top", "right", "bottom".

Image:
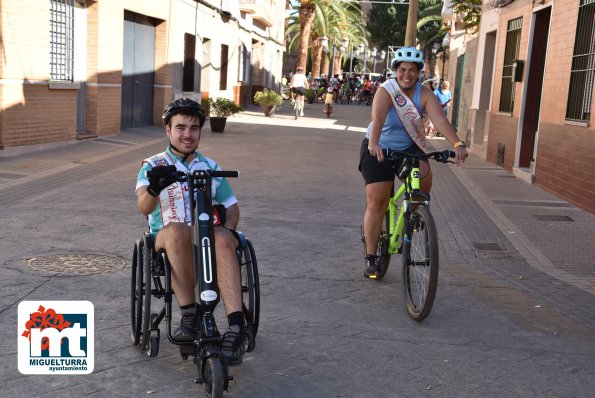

{"left": 291, "top": 87, "right": 306, "bottom": 96}
{"left": 358, "top": 138, "right": 423, "bottom": 185}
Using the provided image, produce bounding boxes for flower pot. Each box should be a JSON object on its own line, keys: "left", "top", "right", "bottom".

{"left": 261, "top": 105, "right": 276, "bottom": 117}
{"left": 210, "top": 117, "right": 227, "bottom": 133}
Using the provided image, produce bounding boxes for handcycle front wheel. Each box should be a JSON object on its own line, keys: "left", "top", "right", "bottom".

{"left": 203, "top": 357, "right": 225, "bottom": 398}
{"left": 402, "top": 205, "right": 439, "bottom": 321}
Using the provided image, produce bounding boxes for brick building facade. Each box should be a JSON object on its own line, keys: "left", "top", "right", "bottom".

{"left": 0, "top": 0, "right": 286, "bottom": 152}
{"left": 445, "top": 0, "right": 595, "bottom": 213}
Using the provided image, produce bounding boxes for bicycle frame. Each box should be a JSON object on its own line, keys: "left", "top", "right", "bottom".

{"left": 386, "top": 159, "right": 430, "bottom": 255}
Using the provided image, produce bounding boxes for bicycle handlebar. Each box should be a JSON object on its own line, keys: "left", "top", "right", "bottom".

{"left": 384, "top": 149, "right": 455, "bottom": 164}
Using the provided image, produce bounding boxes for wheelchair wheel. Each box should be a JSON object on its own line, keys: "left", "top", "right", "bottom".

{"left": 131, "top": 239, "right": 143, "bottom": 346}
{"left": 139, "top": 235, "right": 153, "bottom": 351}
{"left": 239, "top": 239, "right": 259, "bottom": 352}
{"left": 147, "top": 325, "right": 160, "bottom": 358}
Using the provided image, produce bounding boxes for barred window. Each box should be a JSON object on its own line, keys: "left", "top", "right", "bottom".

{"left": 50, "top": 0, "right": 74, "bottom": 81}
{"left": 566, "top": 0, "right": 595, "bottom": 122}
{"left": 220, "top": 44, "right": 229, "bottom": 91}
{"left": 498, "top": 17, "right": 522, "bottom": 113}
{"left": 238, "top": 43, "right": 250, "bottom": 82}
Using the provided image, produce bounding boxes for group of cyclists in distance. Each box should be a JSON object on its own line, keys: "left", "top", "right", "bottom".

{"left": 286, "top": 70, "right": 383, "bottom": 110}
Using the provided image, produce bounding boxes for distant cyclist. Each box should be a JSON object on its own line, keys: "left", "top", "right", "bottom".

{"left": 289, "top": 66, "right": 309, "bottom": 117}
{"left": 323, "top": 87, "right": 334, "bottom": 114}
{"left": 358, "top": 47, "right": 468, "bottom": 278}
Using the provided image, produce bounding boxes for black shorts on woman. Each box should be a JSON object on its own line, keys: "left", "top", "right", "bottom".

{"left": 358, "top": 138, "right": 425, "bottom": 185}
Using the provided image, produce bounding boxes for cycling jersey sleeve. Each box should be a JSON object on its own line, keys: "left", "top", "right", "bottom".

{"left": 135, "top": 162, "right": 152, "bottom": 192}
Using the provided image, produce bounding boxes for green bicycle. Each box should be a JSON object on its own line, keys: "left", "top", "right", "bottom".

{"left": 362, "top": 149, "right": 455, "bottom": 321}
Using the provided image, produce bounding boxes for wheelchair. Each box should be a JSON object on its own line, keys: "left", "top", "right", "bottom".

{"left": 130, "top": 229, "right": 260, "bottom": 368}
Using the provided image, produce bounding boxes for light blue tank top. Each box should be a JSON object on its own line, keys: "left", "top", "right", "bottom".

{"left": 365, "top": 81, "right": 422, "bottom": 150}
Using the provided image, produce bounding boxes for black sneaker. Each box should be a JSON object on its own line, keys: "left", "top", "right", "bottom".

{"left": 364, "top": 255, "right": 380, "bottom": 278}
{"left": 222, "top": 327, "right": 245, "bottom": 366}
{"left": 173, "top": 313, "right": 197, "bottom": 342}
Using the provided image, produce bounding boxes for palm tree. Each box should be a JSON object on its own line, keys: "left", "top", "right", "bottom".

{"left": 417, "top": 0, "right": 446, "bottom": 73}
{"left": 295, "top": 0, "right": 317, "bottom": 70}
{"left": 286, "top": 0, "right": 366, "bottom": 78}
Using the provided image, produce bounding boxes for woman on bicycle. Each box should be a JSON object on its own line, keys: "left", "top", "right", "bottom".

{"left": 358, "top": 47, "right": 468, "bottom": 278}
{"left": 289, "top": 66, "right": 309, "bottom": 117}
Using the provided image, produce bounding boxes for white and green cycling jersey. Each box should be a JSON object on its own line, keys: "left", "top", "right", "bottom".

{"left": 136, "top": 147, "right": 237, "bottom": 235}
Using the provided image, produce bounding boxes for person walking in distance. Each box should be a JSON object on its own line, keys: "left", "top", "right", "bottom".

{"left": 434, "top": 80, "right": 452, "bottom": 117}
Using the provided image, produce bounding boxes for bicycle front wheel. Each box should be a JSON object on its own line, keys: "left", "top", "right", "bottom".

{"left": 402, "top": 205, "right": 439, "bottom": 321}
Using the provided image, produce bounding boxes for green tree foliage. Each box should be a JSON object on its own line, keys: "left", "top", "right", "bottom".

{"left": 451, "top": 0, "right": 482, "bottom": 33}
{"left": 286, "top": 0, "right": 367, "bottom": 76}
{"left": 367, "top": 4, "right": 407, "bottom": 48}
{"left": 417, "top": 0, "right": 446, "bottom": 51}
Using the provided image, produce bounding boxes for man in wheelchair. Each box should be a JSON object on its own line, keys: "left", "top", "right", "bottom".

{"left": 135, "top": 98, "right": 245, "bottom": 365}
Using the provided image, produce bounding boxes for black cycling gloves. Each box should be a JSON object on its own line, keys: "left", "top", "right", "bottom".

{"left": 146, "top": 165, "right": 178, "bottom": 197}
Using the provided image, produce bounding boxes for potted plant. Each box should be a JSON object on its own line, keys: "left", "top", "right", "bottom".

{"left": 207, "top": 97, "right": 242, "bottom": 133}
{"left": 253, "top": 89, "right": 283, "bottom": 117}
{"left": 305, "top": 88, "right": 316, "bottom": 104}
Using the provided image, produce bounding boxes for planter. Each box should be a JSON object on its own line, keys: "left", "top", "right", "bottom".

{"left": 261, "top": 105, "right": 276, "bottom": 117}
{"left": 209, "top": 117, "right": 227, "bottom": 133}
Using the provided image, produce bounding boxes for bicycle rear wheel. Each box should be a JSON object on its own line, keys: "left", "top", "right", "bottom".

{"left": 402, "top": 205, "right": 439, "bottom": 321}
{"left": 360, "top": 211, "right": 391, "bottom": 280}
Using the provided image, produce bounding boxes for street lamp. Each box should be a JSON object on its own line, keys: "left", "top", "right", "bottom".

{"left": 372, "top": 49, "right": 386, "bottom": 73}
{"left": 356, "top": 45, "right": 386, "bottom": 75}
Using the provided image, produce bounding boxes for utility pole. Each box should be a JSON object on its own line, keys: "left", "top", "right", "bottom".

{"left": 404, "top": 0, "right": 418, "bottom": 47}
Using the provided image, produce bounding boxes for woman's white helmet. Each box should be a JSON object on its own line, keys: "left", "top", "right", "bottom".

{"left": 391, "top": 47, "right": 424, "bottom": 70}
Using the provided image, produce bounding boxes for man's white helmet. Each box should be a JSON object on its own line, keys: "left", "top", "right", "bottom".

{"left": 391, "top": 47, "right": 424, "bottom": 69}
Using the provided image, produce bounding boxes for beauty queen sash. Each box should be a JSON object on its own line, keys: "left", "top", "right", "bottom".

{"left": 385, "top": 79, "right": 428, "bottom": 153}
{"left": 145, "top": 152, "right": 188, "bottom": 226}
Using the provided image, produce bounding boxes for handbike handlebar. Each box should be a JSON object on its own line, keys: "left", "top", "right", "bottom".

{"left": 384, "top": 149, "right": 455, "bottom": 164}
{"left": 174, "top": 169, "right": 239, "bottom": 180}
{"left": 147, "top": 166, "right": 239, "bottom": 182}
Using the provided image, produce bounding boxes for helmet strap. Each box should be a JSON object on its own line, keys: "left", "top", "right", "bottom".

{"left": 168, "top": 143, "right": 195, "bottom": 164}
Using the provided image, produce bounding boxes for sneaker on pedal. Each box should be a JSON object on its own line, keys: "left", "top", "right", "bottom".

{"left": 364, "top": 255, "right": 380, "bottom": 278}
{"left": 222, "top": 326, "right": 245, "bottom": 366}
{"left": 173, "top": 313, "right": 197, "bottom": 342}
